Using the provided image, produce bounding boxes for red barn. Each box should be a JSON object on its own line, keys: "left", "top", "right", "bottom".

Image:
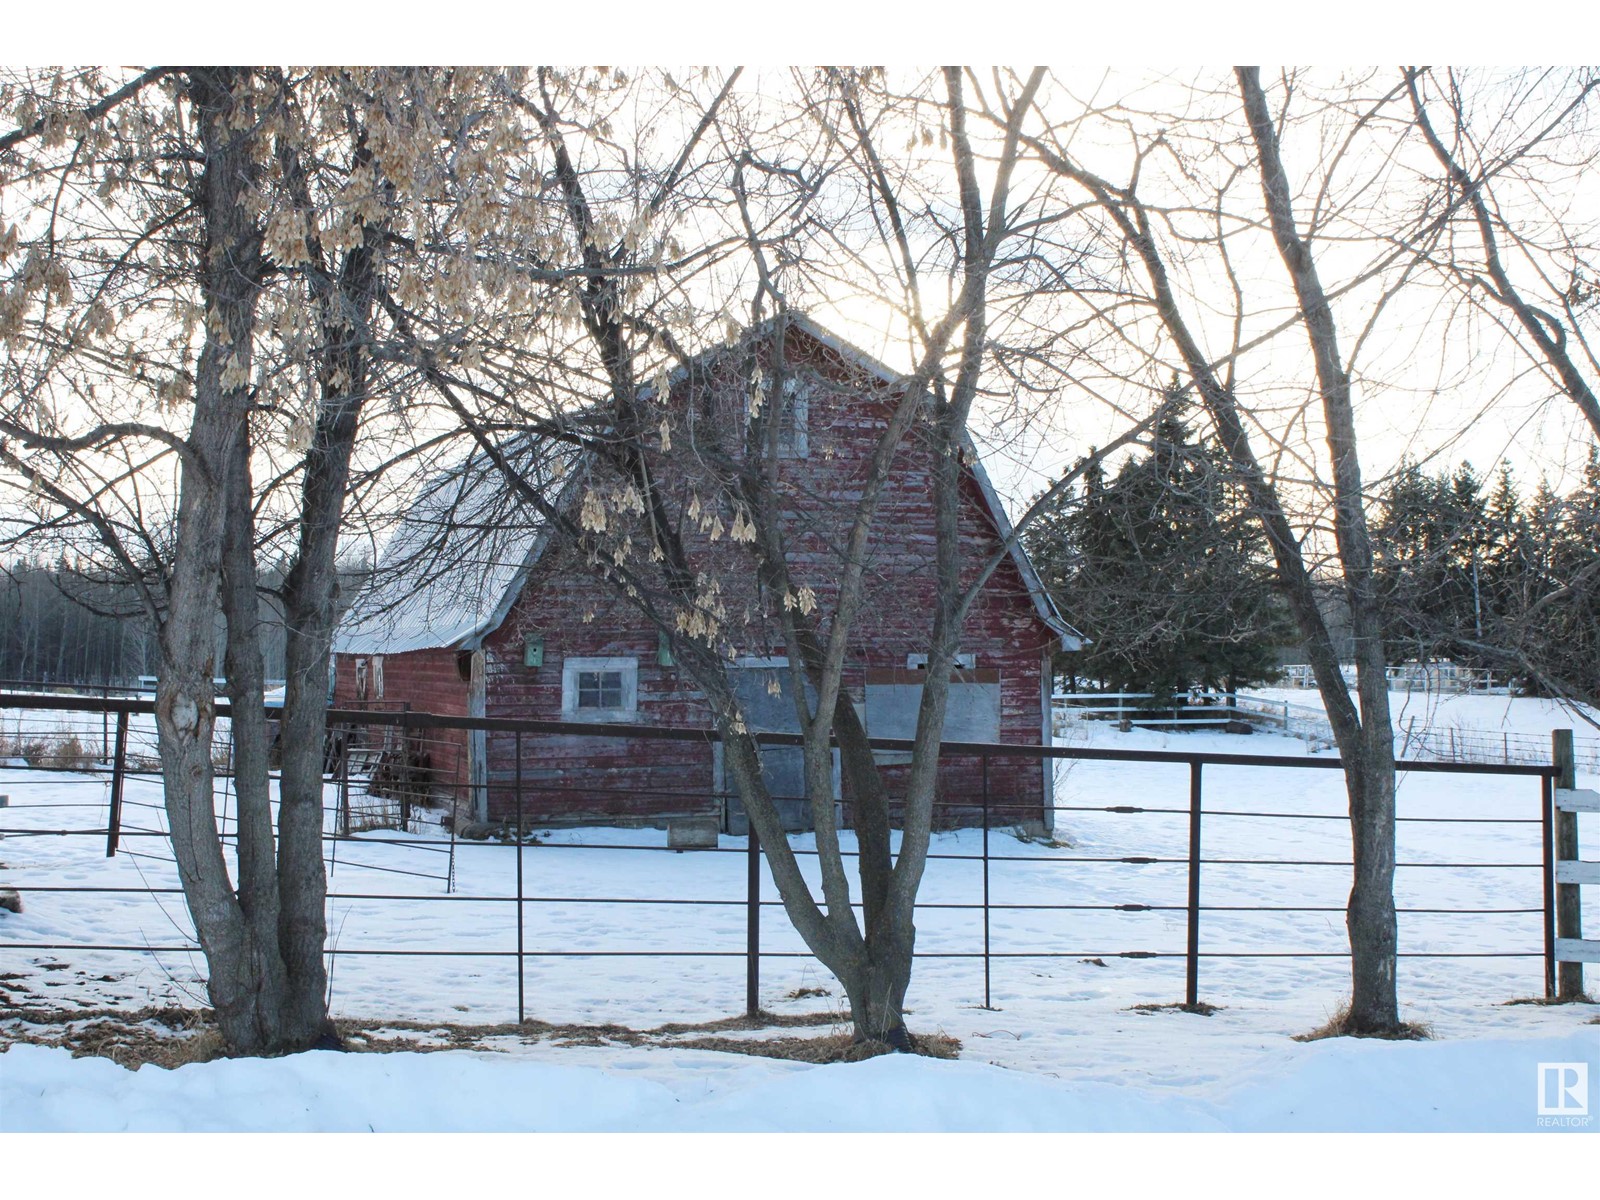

{"left": 333, "top": 316, "right": 1082, "bottom": 834}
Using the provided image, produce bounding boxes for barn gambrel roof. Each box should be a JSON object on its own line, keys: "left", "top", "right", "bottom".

{"left": 334, "top": 315, "right": 1085, "bottom": 656}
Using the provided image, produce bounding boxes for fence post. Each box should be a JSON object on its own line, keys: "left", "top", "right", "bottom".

{"left": 746, "top": 825, "right": 761, "bottom": 1018}
{"left": 338, "top": 728, "right": 352, "bottom": 839}
{"left": 982, "top": 751, "right": 992, "bottom": 1010}
{"left": 516, "top": 730, "right": 525, "bottom": 1024}
{"left": 445, "top": 782, "right": 457, "bottom": 895}
{"left": 104, "top": 708, "right": 128, "bottom": 858}
{"left": 1185, "top": 759, "right": 1203, "bottom": 1008}
{"left": 1542, "top": 770, "right": 1556, "bottom": 1000}
{"left": 400, "top": 703, "right": 413, "bottom": 830}
{"left": 1554, "top": 729, "right": 1583, "bottom": 999}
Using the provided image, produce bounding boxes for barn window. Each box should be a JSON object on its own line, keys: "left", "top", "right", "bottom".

{"left": 561, "top": 656, "right": 639, "bottom": 721}
{"left": 777, "top": 377, "right": 809, "bottom": 459}
{"left": 577, "top": 670, "right": 623, "bottom": 709}
{"left": 745, "top": 373, "right": 810, "bottom": 459}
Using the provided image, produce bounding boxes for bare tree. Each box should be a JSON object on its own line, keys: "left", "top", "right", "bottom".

{"left": 1235, "top": 66, "right": 1403, "bottom": 1032}
{"left": 1400, "top": 66, "right": 1600, "bottom": 731}
{"left": 0, "top": 66, "right": 477, "bottom": 1052}
{"left": 1404, "top": 67, "right": 1600, "bottom": 440}
{"left": 1014, "top": 67, "right": 1478, "bottom": 1034}
{"left": 370, "top": 65, "right": 1140, "bottom": 1046}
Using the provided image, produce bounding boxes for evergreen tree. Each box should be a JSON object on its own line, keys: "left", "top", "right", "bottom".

{"left": 1522, "top": 447, "right": 1600, "bottom": 700}
{"left": 1369, "top": 452, "right": 1600, "bottom": 703}
{"left": 1481, "top": 464, "right": 1526, "bottom": 619}
{"left": 1024, "top": 395, "right": 1293, "bottom": 698}
{"left": 1373, "top": 460, "right": 1494, "bottom": 665}
{"left": 1371, "top": 461, "right": 1444, "bottom": 662}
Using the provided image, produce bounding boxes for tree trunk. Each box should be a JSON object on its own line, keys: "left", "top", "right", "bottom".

{"left": 158, "top": 66, "right": 266, "bottom": 1051}
{"left": 155, "top": 68, "right": 332, "bottom": 1056}
{"left": 843, "top": 927, "right": 916, "bottom": 1048}
{"left": 216, "top": 408, "right": 308, "bottom": 1050}
{"left": 275, "top": 260, "right": 381, "bottom": 1043}
{"left": 1238, "top": 66, "right": 1400, "bottom": 1031}
{"left": 272, "top": 599, "right": 337, "bottom": 1045}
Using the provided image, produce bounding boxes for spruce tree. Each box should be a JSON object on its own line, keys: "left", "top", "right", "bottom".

{"left": 1024, "top": 395, "right": 1293, "bottom": 699}
{"left": 1369, "top": 454, "right": 1600, "bottom": 702}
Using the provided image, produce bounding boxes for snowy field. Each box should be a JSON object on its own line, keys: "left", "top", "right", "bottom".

{"left": 2, "top": 693, "right": 1598, "bottom": 1134}
{"left": 1243, "top": 685, "right": 1598, "bottom": 742}
{"left": 1244, "top": 685, "right": 1600, "bottom": 767}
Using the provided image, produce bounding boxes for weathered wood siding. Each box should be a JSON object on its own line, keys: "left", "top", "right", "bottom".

{"left": 331, "top": 648, "right": 474, "bottom": 803}
{"left": 481, "top": 578, "right": 718, "bottom": 824}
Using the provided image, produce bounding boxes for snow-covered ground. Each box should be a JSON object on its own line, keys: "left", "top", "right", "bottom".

{"left": 1243, "top": 685, "right": 1597, "bottom": 741}
{"left": 2, "top": 696, "right": 1597, "bottom": 1133}
{"left": 1244, "top": 685, "right": 1600, "bottom": 765}
{"left": 4, "top": 1028, "right": 1597, "bottom": 1133}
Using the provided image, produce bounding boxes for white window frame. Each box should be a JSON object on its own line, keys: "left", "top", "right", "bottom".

{"left": 743, "top": 375, "right": 810, "bottom": 459}
{"left": 777, "top": 377, "right": 809, "bottom": 459}
{"left": 561, "top": 656, "right": 639, "bottom": 722}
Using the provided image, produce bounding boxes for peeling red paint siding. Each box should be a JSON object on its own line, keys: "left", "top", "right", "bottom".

{"left": 331, "top": 648, "right": 473, "bottom": 797}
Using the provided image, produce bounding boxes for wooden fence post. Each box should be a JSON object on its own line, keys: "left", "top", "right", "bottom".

{"left": 105, "top": 709, "right": 128, "bottom": 858}
{"left": 338, "top": 729, "right": 352, "bottom": 839}
{"left": 1554, "top": 729, "right": 1584, "bottom": 999}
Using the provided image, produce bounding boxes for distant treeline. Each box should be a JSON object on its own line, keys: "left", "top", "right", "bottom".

{"left": 1026, "top": 412, "right": 1599, "bottom": 703}
{"left": 1369, "top": 449, "right": 1600, "bottom": 700}
{"left": 0, "top": 559, "right": 289, "bottom": 687}
{"left": 6, "top": 444, "right": 1596, "bottom": 704}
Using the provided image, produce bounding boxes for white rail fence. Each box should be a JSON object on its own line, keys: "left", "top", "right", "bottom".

{"left": 1052, "top": 691, "right": 1337, "bottom": 746}
{"left": 1276, "top": 662, "right": 1510, "bottom": 695}
{"left": 1053, "top": 691, "right": 1287, "bottom": 730}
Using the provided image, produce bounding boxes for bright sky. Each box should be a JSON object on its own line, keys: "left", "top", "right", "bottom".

{"left": 13, "top": 1, "right": 1600, "bottom": 67}
{"left": 789, "top": 66, "right": 1600, "bottom": 517}
{"left": 3, "top": 47, "right": 1596, "bottom": 538}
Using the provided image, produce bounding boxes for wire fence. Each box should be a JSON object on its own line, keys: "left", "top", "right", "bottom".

{"left": 1054, "top": 688, "right": 1600, "bottom": 770}
{"left": 0, "top": 690, "right": 1582, "bottom": 1024}
{"left": 1394, "top": 718, "right": 1600, "bottom": 773}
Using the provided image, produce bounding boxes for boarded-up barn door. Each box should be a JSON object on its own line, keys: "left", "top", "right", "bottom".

{"left": 722, "top": 661, "right": 832, "bottom": 835}
{"left": 864, "top": 667, "right": 1001, "bottom": 752}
